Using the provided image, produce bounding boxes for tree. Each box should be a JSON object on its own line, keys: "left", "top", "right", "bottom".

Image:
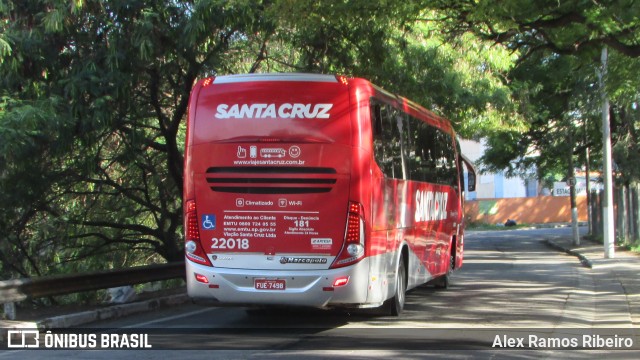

{"left": 479, "top": 52, "right": 602, "bottom": 182}
{"left": 270, "top": 0, "right": 521, "bottom": 137}
{"left": 608, "top": 53, "right": 640, "bottom": 185}
{"left": 0, "top": 0, "right": 272, "bottom": 277}
{"left": 422, "top": 0, "right": 640, "bottom": 185}
{"left": 424, "top": 0, "right": 640, "bottom": 59}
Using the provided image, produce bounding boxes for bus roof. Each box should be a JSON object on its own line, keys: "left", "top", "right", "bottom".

{"left": 213, "top": 73, "right": 339, "bottom": 84}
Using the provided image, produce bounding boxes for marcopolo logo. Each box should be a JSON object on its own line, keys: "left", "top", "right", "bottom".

{"left": 280, "top": 257, "right": 328, "bottom": 264}
{"left": 214, "top": 103, "right": 333, "bottom": 119}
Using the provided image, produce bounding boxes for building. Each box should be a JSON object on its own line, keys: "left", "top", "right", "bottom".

{"left": 459, "top": 139, "right": 538, "bottom": 200}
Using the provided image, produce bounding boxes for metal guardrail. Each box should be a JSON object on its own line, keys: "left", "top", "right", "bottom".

{"left": 0, "top": 261, "right": 185, "bottom": 304}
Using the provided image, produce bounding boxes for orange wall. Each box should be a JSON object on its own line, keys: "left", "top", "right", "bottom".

{"left": 466, "top": 196, "right": 588, "bottom": 225}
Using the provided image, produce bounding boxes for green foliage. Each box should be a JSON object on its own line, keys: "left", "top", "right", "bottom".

{"left": 269, "top": 1, "right": 521, "bottom": 137}
{"left": 0, "top": 0, "right": 273, "bottom": 278}
{"left": 424, "top": 0, "right": 640, "bottom": 58}
{"left": 422, "top": 0, "right": 640, "bottom": 186}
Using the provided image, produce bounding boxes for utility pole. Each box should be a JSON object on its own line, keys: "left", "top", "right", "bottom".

{"left": 583, "top": 116, "right": 592, "bottom": 235}
{"left": 599, "top": 46, "right": 615, "bottom": 258}
{"left": 568, "top": 130, "right": 580, "bottom": 245}
{"left": 585, "top": 145, "right": 592, "bottom": 235}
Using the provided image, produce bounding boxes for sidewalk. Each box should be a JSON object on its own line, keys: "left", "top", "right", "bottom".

{"left": 545, "top": 235, "right": 640, "bottom": 269}
{"left": 545, "top": 236, "right": 640, "bottom": 326}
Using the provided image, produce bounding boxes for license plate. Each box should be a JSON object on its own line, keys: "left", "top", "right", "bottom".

{"left": 254, "top": 279, "right": 286, "bottom": 290}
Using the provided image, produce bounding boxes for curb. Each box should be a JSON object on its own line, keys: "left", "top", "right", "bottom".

{"left": 1, "top": 293, "right": 189, "bottom": 332}
{"left": 544, "top": 239, "right": 594, "bottom": 269}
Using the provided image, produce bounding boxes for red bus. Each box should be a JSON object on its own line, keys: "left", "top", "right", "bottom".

{"left": 183, "top": 73, "right": 476, "bottom": 315}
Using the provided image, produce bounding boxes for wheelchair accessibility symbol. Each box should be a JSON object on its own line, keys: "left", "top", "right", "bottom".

{"left": 202, "top": 215, "right": 216, "bottom": 230}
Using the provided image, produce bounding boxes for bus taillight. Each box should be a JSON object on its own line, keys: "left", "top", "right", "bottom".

{"left": 331, "top": 201, "right": 365, "bottom": 269}
{"left": 184, "top": 200, "right": 213, "bottom": 266}
{"left": 202, "top": 77, "right": 213, "bottom": 87}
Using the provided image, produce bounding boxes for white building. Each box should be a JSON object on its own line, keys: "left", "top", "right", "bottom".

{"left": 459, "top": 139, "right": 538, "bottom": 200}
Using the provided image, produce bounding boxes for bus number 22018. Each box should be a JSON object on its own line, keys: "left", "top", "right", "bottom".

{"left": 211, "top": 238, "right": 250, "bottom": 250}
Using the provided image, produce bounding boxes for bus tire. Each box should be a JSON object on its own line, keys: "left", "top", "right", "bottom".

{"left": 434, "top": 252, "right": 454, "bottom": 289}
{"left": 384, "top": 258, "right": 406, "bottom": 316}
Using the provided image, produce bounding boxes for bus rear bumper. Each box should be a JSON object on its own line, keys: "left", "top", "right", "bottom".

{"left": 186, "top": 258, "right": 372, "bottom": 308}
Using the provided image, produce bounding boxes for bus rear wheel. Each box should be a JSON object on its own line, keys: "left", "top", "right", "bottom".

{"left": 434, "top": 252, "right": 454, "bottom": 289}
{"left": 383, "top": 258, "right": 406, "bottom": 316}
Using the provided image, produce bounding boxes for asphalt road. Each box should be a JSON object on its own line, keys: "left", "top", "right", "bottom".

{"left": 3, "top": 227, "right": 639, "bottom": 359}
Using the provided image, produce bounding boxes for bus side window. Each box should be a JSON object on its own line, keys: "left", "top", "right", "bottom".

{"left": 371, "top": 101, "right": 393, "bottom": 178}
{"left": 395, "top": 112, "right": 409, "bottom": 180}
{"left": 372, "top": 103, "right": 411, "bottom": 182}
{"left": 416, "top": 123, "right": 438, "bottom": 183}
{"left": 372, "top": 104, "right": 383, "bottom": 137}
{"left": 440, "top": 131, "right": 457, "bottom": 187}
{"left": 386, "top": 107, "right": 404, "bottom": 179}
{"left": 456, "top": 142, "right": 463, "bottom": 193}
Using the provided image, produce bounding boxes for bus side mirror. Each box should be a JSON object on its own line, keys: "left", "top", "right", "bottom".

{"left": 460, "top": 154, "right": 476, "bottom": 192}
{"left": 467, "top": 171, "right": 476, "bottom": 192}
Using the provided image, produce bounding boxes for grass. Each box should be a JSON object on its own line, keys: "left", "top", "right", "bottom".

{"left": 623, "top": 243, "right": 640, "bottom": 254}
{"left": 583, "top": 234, "right": 603, "bottom": 244}
{"left": 466, "top": 222, "right": 532, "bottom": 231}
{"left": 585, "top": 234, "right": 640, "bottom": 254}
